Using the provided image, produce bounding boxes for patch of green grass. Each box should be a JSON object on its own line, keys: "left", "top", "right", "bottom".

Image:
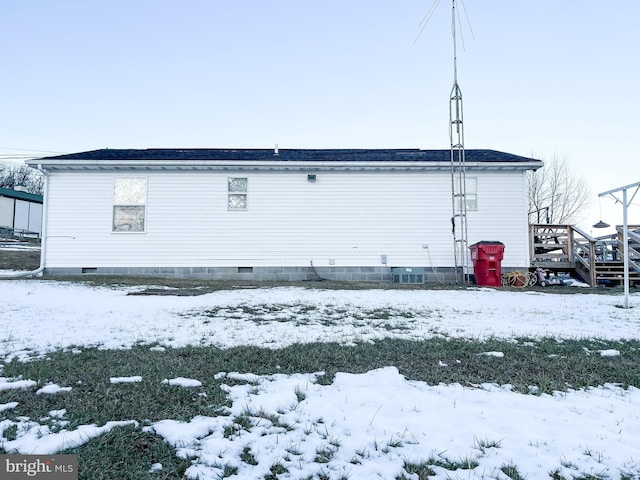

{"left": 574, "top": 473, "right": 610, "bottom": 480}
{"left": 264, "top": 460, "right": 288, "bottom": 479}
{"left": 474, "top": 435, "right": 502, "bottom": 453}
{"left": 253, "top": 408, "right": 293, "bottom": 431}
{"left": 316, "top": 470, "right": 349, "bottom": 480}
{"left": 430, "top": 454, "right": 480, "bottom": 470}
{"left": 501, "top": 463, "right": 526, "bottom": 480}
{"left": 0, "top": 346, "right": 227, "bottom": 430}
{"left": 2, "top": 338, "right": 639, "bottom": 432}
{"left": 386, "top": 433, "right": 404, "bottom": 449}
{"left": 550, "top": 468, "right": 568, "bottom": 480}
{"left": 191, "top": 304, "right": 436, "bottom": 330}
{"left": 285, "top": 442, "right": 303, "bottom": 456}
{"left": 0, "top": 246, "right": 41, "bottom": 271}
{"left": 399, "top": 461, "right": 436, "bottom": 479}
{"left": 2, "top": 424, "right": 18, "bottom": 442}
{"left": 218, "top": 463, "right": 238, "bottom": 478}
{"left": 240, "top": 446, "right": 258, "bottom": 465}
{"left": 63, "top": 424, "right": 190, "bottom": 480}
{"left": 2, "top": 337, "right": 640, "bottom": 478}
{"left": 294, "top": 385, "right": 306, "bottom": 402}
{"left": 621, "top": 471, "right": 640, "bottom": 480}
{"left": 314, "top": 445, "right": 336, "bottom": 463}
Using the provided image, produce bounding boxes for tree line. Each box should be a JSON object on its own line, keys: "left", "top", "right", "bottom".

{"left": 0, "top": 163, "right": 44, "bottom": 195}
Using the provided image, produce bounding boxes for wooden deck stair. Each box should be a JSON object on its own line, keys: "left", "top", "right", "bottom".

{"left": 595, "top": 261, "right": 640, "bottom": 285}
{"left": 530, "top": 223, "right": 640, "bottom": 287}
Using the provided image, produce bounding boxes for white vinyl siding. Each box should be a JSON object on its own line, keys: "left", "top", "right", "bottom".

{"left": 466, "top": 173, "right": 530, "bottom": 268}
{"left": 43, "top": 170, "right": 530, "bottom": 269}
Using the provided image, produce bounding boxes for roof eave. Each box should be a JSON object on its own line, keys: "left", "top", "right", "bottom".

{"left": 27, "top": 159, "right": 543, "bottom": 172}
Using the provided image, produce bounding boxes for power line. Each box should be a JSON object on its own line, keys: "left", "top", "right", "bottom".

{"left": 0, "top": 123, "right": 89, "bottom": 149}
{"left": 0, "top": 146, "right": 67, "bottom": 154}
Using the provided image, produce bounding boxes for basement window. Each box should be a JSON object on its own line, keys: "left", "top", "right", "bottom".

{"left": 228, "top": 177, "right": 248, "bottom": 210}
{"left": 113, "top": 177, "right": 147, "bottom": 232}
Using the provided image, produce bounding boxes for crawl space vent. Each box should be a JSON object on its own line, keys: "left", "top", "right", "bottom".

{"left": 391, "top": 267, "right": 425, "bottom": 284}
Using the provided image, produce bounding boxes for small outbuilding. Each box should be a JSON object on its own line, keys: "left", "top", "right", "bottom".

{"left": 0, "top": 187, "right": 43, "bottom": 238}
{"left": 27, "top": 148, "right": 542, "bottom": 282}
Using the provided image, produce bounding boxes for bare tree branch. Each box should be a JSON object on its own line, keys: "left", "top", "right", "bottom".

{"left": 0, "top": 163, "right": 44, "bottom": 195}
{"left": 527, "top": 154, "right": 591, "bottom": 224}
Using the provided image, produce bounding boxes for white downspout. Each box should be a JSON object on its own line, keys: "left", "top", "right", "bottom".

{"left": 0, "top": 266, "right": 44, "bottom": 278}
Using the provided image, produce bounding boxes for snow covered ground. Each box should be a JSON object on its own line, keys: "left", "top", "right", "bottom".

{"left": 1, "top": 279, "right": 639, "bottom": 479}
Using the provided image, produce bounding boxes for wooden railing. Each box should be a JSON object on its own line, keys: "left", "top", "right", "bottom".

{"left": 613, "top": 225, "right": 640, "bottom": 271}
{"left": 529, "top": 224, "right": 577, "bottom": 266}
{"left": 529, "top": 223, "right": 640, "bottom": 287}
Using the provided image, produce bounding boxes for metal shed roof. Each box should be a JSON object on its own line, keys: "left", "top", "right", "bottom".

{"left": 0, "top": 187, "right": 43, "bottom": 203}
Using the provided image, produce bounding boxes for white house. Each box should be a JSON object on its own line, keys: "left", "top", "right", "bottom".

{"left": 27, "top": 148, "right": 542, "bottom": 282}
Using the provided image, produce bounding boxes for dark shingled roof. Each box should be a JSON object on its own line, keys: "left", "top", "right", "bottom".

{"left": 38, "top": 148, "right": 540, "bottom": 164}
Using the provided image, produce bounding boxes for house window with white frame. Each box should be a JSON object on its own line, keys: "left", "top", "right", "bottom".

{"left": 454, "top": 177, "right": 478, "bottom": 212}
{"left": 228, "top": 177, "right": 247, "bottom": 210}
{"left": 113, "top": 177, "right": 147, "bottom": 232}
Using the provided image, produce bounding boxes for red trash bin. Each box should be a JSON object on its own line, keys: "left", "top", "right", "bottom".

{"left": 469, "top": 241, "right": 505, "bottom": 287}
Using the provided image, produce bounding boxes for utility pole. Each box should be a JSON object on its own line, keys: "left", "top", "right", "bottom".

{"left": 449, "top": 0, "right": 469, "bottom": 285}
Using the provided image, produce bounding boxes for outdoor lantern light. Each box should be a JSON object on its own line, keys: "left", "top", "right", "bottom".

{"left": 592, "top": 220, "right": 610, "bottom": 229}
{"left": 593, "top": 198, "right": 610, "bottom": 229}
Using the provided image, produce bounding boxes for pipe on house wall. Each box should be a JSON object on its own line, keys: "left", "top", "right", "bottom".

{"left": 0, "top": 266, "right": 44, "bottom": 278}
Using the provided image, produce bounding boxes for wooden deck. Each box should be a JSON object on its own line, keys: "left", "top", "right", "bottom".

{"left": 529, "top": 224, "right": 640, "bottom": 287}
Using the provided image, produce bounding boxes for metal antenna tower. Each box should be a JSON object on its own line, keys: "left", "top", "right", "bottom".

{"left": 449, "top": 0, "right": 469, "bottom": 284}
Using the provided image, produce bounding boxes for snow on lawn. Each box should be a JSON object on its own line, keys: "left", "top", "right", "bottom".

{"left": 1, "top": 419, "right": 138, "bottom": 455}
{"left": 162, "top": 377, "right": 203, "bottom": 388}
{"left": 110, "top": 376, "right": 143, "bottom": 384}
{"left": 0, "top": 279, "right": 639, "bottom": 478}
{"left": 35, "top": 383, "right": 72, "bottom": 395}
{"left": 159, "top": 368, "right": 639, "bottom": 480}
{"left": 0, "top": 280, "right": 638, "bottom": 362}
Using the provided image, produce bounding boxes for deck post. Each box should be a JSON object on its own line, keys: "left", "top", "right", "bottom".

{"left": 567, "top": 226, "right": 574, "bottom": 264}
{"left": 622, "top": 188, "right": 629, "bottom": 308}
{"left": 529, "top": 224, "right": 535, "bottom": 265}
{"left": 588, "top": 237, "right": 596, "bottom": 287}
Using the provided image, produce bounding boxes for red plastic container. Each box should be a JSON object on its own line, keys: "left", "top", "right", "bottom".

{"left": 469, "top": 241, "right": 505, "bottom": 287}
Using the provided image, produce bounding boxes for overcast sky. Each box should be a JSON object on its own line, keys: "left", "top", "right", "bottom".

{"left": 2, "top": 1, "right": 638, "bottom": 230}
